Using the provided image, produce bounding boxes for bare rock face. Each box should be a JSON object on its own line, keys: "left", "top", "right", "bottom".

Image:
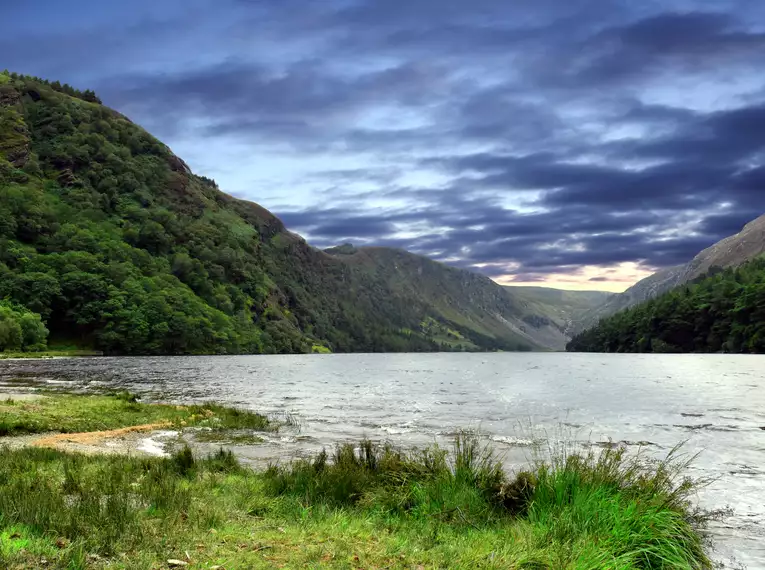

{"left": 57, "top": 168, "right": 78, "bottom": 187}
{"left": 0, "top": 85, "right": 21, "bottom": 107}
{"left": 576, "top": 213, "right": 765, "bottom": 332}
{"left": 678, "top": 214, "right": 765, "bottom": 281}
{"left": 167, "top": 154, "right": 191, "bottom": 174}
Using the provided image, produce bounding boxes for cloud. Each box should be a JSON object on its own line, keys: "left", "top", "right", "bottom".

{"left": 4, "top": 0, "right": 765, "bottom": 289}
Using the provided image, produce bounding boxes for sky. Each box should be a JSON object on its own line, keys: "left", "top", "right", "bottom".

{"left": 4, "top": 0, "right": 765, "bottom": 292}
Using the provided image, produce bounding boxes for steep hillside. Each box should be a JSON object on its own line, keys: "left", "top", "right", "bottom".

{"left": 0, "top": 71, "right": 551, "bottom": 354}
{"left": 326, "top": 246, "right": 576, "bottom": 350}
{"left": 505, "top": 286, "right": 611, "bottom": 336}
{"left": 567, "top": 256, "right": 765, "bottom": 353}
{"left": 576, "top": 213, "right": 765, "bottom": 332}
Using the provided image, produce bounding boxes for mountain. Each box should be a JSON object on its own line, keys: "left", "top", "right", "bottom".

{"left": 505, "top": 286, "right": 612, "bottom": 337}
{"left": 324, "top": 246, "right": 584, "bottom": 351}
{"left": 576, "top": 213, "right": 765, "bottom": 332}
{"left": 567, "top": 255, "right": 765, "bottom": 353}
{"left": 0, "top": 71, "right": 571, "bottom": 354}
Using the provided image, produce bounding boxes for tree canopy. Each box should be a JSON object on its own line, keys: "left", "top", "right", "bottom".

{"left": 567, "top": 257, "right": 765, "bottom": 354}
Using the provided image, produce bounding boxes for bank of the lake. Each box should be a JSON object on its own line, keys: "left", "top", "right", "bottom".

{"left": 0, "top": 350, "right": 102, "bottom": 360}
{"left": 0, "top": 392, "right": 715, "bottom": 569}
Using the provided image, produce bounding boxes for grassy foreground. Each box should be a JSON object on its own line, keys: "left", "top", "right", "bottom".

{"left": 0, "top": 393, "right": 273, "bottom": 437}
{"left": 0, "top": 395, "right": 714, "bottom": 569}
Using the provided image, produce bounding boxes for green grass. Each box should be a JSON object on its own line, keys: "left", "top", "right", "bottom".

{"left": 192, "top": 429, "right": 266, "bottom": 445}
{"left": 0, "top": 350, "right": 102, "bottom": 360}
{"left": 0, "top": 393, "right": 274, "bottom": 437}
{"left": 0, "top": 429, "right": 716, "bottom": 569}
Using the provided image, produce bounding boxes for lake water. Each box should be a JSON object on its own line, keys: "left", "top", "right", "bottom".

{"left": 1, "top": 353, "right": 764, "bottom": 568}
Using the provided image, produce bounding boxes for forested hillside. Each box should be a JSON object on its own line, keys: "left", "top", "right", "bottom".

{"left": 0, "top": 72, "right": 549, "bottom": 355}
{"left": 567, "top": 257, "right": 765, "bottom": 353}
{"left": 575, "top": 213, "right": 765, "bottom": 332}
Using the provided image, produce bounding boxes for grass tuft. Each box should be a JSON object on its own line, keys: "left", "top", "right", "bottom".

{"left": 264, "top": 436, "right": 715, "bottom": 569}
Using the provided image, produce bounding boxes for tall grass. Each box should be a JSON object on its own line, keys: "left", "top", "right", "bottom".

{"left": 265, "top": 434, "right": 714, "bottom": 569}
{"left": 0, "top": 432, "right": 715, "bottom": 569}
{"left": 525, "top": 444, "right": 713, "bottom": 568}
{"left": 0, "top": 444, "right": 245, "bottom": 568}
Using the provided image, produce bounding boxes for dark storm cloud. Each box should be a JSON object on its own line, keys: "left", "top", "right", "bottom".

{"left": 97, "top": 59, "right": 445, "bottom": 143}
{"left": 5, "top": 0, "right": 765, "bottom": 283}
{"left": 698, "top": 209, "right": 765, "bottom": 238}
{"left": 631, "top": 104, "right": 765, "bottom": 163}
{"left": 527, "top": 10, "right": 765, "bottom": 90}
{"left": 275, "top": 198, "right": 714, "bottom": 276}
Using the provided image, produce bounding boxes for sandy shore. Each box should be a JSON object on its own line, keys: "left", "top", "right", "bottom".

{"left": 1, "top": 392, "right": 179, "bottom": 456}
{"left": 1, "top": 426, "right": 179, "bottom": 456}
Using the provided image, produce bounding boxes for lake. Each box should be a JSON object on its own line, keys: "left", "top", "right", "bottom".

{"left": 1, "top": 353, "right": 763, "bottom": 568}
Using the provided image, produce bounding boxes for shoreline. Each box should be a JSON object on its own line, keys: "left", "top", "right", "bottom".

{"left": 0, "top": 350, "right": 103, "bottom": 360}
{"left": 0, "top": 390, "right": 717, "bottom": 569}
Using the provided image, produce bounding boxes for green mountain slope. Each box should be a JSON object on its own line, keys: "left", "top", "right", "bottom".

{"left": 0, "top": 71, "right": 557, "bottom": 354}
{"left": 324, "top": 246, "right": 582, "bottom": 351}
{"left": 567, "top": 256, "right": 765, "bottom": 353}
{"left": 505, "top": 286, "right": 611, "bottom": 336}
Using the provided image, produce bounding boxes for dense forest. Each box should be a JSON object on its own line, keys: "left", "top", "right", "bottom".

{"left": 0, "top": 71, "right": 541, "bottom": 355}
{"left": 567, "top": 257, "right": 765, "bottom": 353}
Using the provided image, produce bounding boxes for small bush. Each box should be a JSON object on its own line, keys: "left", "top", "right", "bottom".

{"left": 171, "top": 445, "right": 195, "bottom": 476}
{"left": 111, "top": 390, "right": 139, "bottom": 404}
{"left": 202, "top": 448, "right": 241, "bottom": 473}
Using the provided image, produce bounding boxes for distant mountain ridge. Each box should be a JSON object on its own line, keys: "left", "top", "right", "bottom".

{"left": 576, "top": 213, "right": 765, "bottom": 332}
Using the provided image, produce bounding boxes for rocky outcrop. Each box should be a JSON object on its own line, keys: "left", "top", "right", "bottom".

{"left": 167, "top": 154, "right": 191, "bottom": 174}
{"left": 677, "top": 213, "right": 765, "bottom": 281}
{"left": 0, "top": 85, "right": 21, "bottom": 107}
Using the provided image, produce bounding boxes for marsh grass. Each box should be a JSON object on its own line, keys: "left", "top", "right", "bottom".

{"left": 0, "top": 424, "right": 716, "bottom": 569}
{"left": 265, "top": 432, "right": 715, "bottom": 569}
{"left": 524, "top": 443, "right": 715, "bottom": 568}
{"left": 0, "top": 351, "right": 98, "bottom": 360}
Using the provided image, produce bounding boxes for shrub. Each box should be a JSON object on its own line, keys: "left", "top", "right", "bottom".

{"left": 0, "top": 301, "right": 48, "bottom": 352}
